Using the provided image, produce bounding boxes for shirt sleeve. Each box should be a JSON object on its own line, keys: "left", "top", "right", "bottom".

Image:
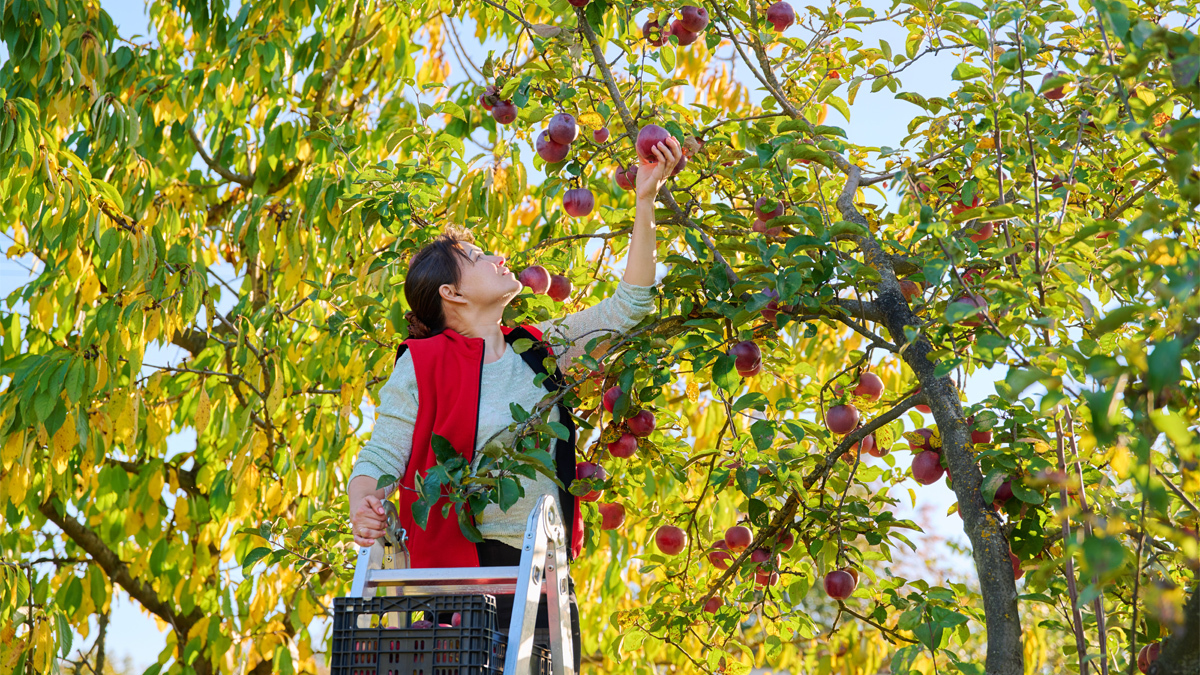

{"left": 349, "top": 350, "right": 418, "bottom": 486}
{"left": 534, "top": 278, "right": 657, "bottom": 372}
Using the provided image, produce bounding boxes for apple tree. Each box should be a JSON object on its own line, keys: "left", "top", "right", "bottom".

{"left": 1, "top": 0, "right": 1197, "bottom": 674}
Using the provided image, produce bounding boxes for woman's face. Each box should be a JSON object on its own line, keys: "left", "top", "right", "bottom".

{"left": 443, "top": 241, "right": 523, "bottom": 310}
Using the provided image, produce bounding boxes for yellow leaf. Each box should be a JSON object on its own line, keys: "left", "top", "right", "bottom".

{"left": 196, "top": 387, "right": 211, "bottom": 433}
{"left": 145, "top": 310, "right": 161, "bottom": 344}
{"left": 686, "top": 380, "right": 699, "bottom": 403}
{"left": 266, "top": 367, "right": 284, "bottom": 417}
{"left": 1, "top": 429, "right": 24, "bottom": 470}
{"left": 577, "top": 111, "right": 604, "bottom": 129}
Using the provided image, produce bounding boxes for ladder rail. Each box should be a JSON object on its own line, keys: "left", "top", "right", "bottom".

{"left": 348, "top": 494, "right": 575, "bottom": 675}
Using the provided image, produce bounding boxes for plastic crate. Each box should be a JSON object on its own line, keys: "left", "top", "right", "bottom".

{"left": 330, "top": 595, "right": 551, "bottom": 675}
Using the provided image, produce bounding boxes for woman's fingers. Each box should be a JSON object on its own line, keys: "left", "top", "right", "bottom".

{"left": 354, "top": 528, "right": 383, "bottom": 547}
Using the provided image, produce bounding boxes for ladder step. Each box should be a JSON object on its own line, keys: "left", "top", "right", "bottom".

{"left": 360, "top": 564, "right": 520, "bottom": 586}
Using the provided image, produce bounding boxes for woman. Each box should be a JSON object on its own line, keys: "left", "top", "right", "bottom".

{"left": 348, "top": 136, "right": 683, "bottom": 667}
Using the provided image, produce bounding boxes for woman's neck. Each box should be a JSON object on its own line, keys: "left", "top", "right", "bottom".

{"left": 448, "top": 318, "right": 507, "bottom": 363}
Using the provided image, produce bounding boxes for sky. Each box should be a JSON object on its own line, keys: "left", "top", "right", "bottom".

{"left": 0, "top": 0, "right": 1026, "bottom": 671}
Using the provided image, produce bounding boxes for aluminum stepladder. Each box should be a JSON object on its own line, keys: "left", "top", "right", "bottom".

{"left": 349, "top": 494, "right": 575, "bottom": 675}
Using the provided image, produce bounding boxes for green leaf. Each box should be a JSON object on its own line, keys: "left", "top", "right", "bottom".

{"left": 712, "top": 354, "right": 740, "bottom": 392}
{"left": 1010, "top": 481, "right": 1043, "bottom": 504}
{"left": 951, "top": 63, "right": 984, "bottom": 80}
{"left": 1146, "top": 339, "right": 1182, "bottom": 393}
{"left": 497, "top": 476, "right": 522, "bottom": 511}
{"left": 431, "top": 433, "right": 459, "bottom": 464}
{"left": 750, "top": 419, "right": 775, "bottom": 451}
{"left": 241, "top": 546, "right": 272, "bottom": 570}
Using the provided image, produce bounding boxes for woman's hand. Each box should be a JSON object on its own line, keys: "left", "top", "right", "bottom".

{"left": 634, "top": 136, "right": 684, "bottom": 203}
{"left": 350, "top": 493, "right": 388, "bottom": 547}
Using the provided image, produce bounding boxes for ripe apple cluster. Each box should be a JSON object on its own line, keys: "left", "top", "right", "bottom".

{"left": 477, "top": 85, "right": 516, "bottom": 125}
{"left": 517, "top": 264, "right": 572, "bottom": 302}
{"left": 642, "top": 6, "right": 710, "bottom": 48}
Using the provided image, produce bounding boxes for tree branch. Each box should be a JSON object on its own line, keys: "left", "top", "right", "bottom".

{"left": 188, "top": 128, "right": 255, "bottom": 187}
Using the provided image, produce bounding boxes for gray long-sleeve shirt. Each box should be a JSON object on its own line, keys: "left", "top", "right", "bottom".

{"left": 349, "top": 279, "right": 657, "bottom": 548}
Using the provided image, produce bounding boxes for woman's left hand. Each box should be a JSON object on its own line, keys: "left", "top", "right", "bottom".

{"left": 635, "top": 136, "right": 684, "bottom": 202}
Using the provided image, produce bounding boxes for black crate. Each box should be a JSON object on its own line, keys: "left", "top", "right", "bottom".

{"left": 330, "top": 595, "right": 551, "bottom": 675}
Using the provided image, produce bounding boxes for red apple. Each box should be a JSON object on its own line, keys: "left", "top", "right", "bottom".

{"left": 968, "top": 222, "right": 994, "bottom": 243}
{"left": 854, "top": 433, "right": 883, "bottom": 458}
{"left": 724, "top": 526, "right": 753, "bottom": 553}
{"left": 679, "top": 5, "right": 710, "bottom": 32}
{"left": 615, "top": 163, "right": 635, "bottom": 190}
{"left": 913, "top": 387, "right": 932, "bottom": 413}
{"left": 567, "top": 0, "right": 588, "bottom": 6}
{"left": 912, "top": 427, "right": 935, "bottom": 452}
{"left": 951, "top": 194, "right": 982, "bottom": 215}
{"left": 853, "top": 373, "right": 884, "bottom": 402}
{"left": 1010, "top": 550, "right": 1024, "bottom": 579}
{"left": 627, "top": 410, "right": 656, "bottom": 437}
{"left": 607, "top": 432, "right": 638, "bottom": 459}
{"left": 576, "top": 462, "right": 607, "bottom": 501}
{"left": 563, "top": 188, "right": 594, "bottom": 217}
{"left": 602, "top": 385, "right": 623, "bottom": 413}
{"left": 547, "top": 113, "right": 578, "bottom": 145}
{"left": 535, "top": 131, "right": 569, "bottom": 163}
{"left": 707, "top": 540, "right": 733, "bottom": 569}
{"left": 655, "top": 525, "right": 687, "bottom": 555}
{"left": 703, "top": 595, "right": 723, "bottom": 613}
{"left": 642, "top": 19, "right": 667, "bottom": 46}
{"left": 452, "top": 612, "right": 462, "bottom": 627}
{"left": 777, "top": 530, "right": 794, "bottom": 551}
{"left": 766, "top": 1, "right": 795, "bottom": 32}
{"left": 411, "top": 620, "right": 435, "bottom": 629}
{"left": 994, "top": 480, "right": 1014, "bottom": 506}
{"left": 593, "top": 127, "right": 609, "bottom": 143}
{"left": 518, "top": 265, "right": 551, "bottom": 294}
{"left": 761, "top": 289, "right": 780, "bottom": 325}
{"left": 900, "top": 279, "right": 922, "bottom": 302}
{"left": 670, "top": 152, "right": 689, "bottom": 177}
{"left": 1042, "top": 71, "right": 1067, "bottom": 100}
{"left": 755, "top": 570, "right": 780, "bottom": 587}
{"left": 754, "top": 196, "right": 784, "bottom": 220}
{"left": 598, "top": 502, "right": 625, "bottom": 530}
{"left": 1138, "top": 642, "right": 1160, "bottom": 673}
{"left": 825, "top": 404, "right": 859, "bottom": 435}
{"left": 547, "top": 274, "right": 572, "bottom": 302}
{"left": 952, "top": 293, "right": 989, "bottom": 327}
{"left": 636, "top": 125, "right": 671, "bottom": 164}
{"left": 912, "top": 450, "right": 945, "bottom": 485}
{"left": 972, "top": 429, "right": 993, "bottom": 444}
{"left": 478, "top": 85, "right": 499, "bottom": 110}
{"left": 823, "top": 570, "right": 856, "bottom": 599}
{"left": 729, "top": 340, "right": 762, "bottom": 375}
{"left": 670, "top": 20, "right": 700, "bottom": 45}
{"left": 492, "top": 100, "right": 517, "bottom": 125}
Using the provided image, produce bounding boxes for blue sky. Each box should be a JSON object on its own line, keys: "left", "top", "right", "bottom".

{"left": 0, "top": 0, "right": 1021, "bottom": 670}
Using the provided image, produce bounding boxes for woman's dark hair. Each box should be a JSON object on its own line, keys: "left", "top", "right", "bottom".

{"left": 403, "top": 226, "right": 475, "bottom": 339}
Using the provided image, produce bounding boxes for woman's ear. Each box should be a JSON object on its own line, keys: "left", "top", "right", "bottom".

{"left": 439, "top": 283, "right": 466, "bottom": 305}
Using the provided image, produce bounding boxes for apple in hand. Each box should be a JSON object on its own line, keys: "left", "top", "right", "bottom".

{"left": 598, "top": 502, "right": 625, "bottom": 530}
{"left": 627, "top": 410, "right": 656, "bottom": 437}
{"left": 518, "top": 265, "right": 551, "bottom": 294}
{"left": 636, "top": 125, "right": 671, "bottom": 163}
{"left": 608, "top": 432, "right": 638, "bottom": 459}
{"left": 655, "top": 525, "right": 687, "bottom": 555}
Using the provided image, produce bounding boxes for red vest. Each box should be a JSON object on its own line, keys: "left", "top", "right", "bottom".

{"left": 397, "top": 325, "right": 584, "bottom": 568}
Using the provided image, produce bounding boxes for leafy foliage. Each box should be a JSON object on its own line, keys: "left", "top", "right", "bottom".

{"left": 1, "top": 0, "right": 1197, "bottom": 673}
